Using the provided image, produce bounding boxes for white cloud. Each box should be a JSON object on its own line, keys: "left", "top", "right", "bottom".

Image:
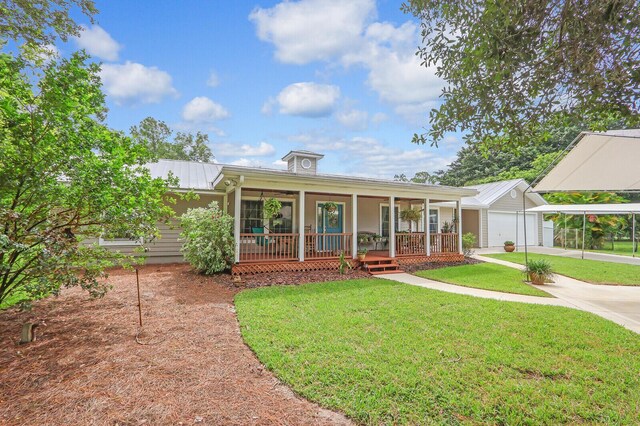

{"left": 249, "top": 0, "right": 375, "bottom": 65}
{"left": 275, "top": 82, "right": 341, "bottom": 117}
{"left": 74, "top": 25, "right": 121, "bottom": 61}
{"left": 207, "top": 70, "right": 220, "bottom": 87}
{"left": 371, "top": 112, "right": 388, "bottom": 125}
{"left": 182, "top": 96, "right": 230, "bottom": 123}
{"left": 250, "top": 2, "right": 444, "bottom": 120}
{"left": 216, "top": 141, "right": 276, "bottom": 157}
{"left": 289, "top": 132, "right": 452, "bottom": 178}
{"left": 100, "top": 62, "right": 178, "bottom": 105}
{"left": 336, "top": 109, "right": 368, "bottom": 131}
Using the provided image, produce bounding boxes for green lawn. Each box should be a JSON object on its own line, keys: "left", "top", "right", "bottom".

{"left": 236, "top": 279, "right": 640, "bottom": 424}
{"left": 486, "top": 252, "right": 640, "bottom": 286}
{"left": 587, "top": 240, "right": 638, "bottom": 257}
{"left": 415, "top": 263, "right": 551, "bottom": 297}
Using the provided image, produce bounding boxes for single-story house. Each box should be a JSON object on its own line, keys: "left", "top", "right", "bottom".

{"left": 98, "top": 150, "right": 478, "bottom": 274}
{"left": 451, "top": 179, "right": 548, "bottom": 248}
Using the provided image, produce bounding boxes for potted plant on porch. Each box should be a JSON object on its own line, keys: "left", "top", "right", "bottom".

{"left": 525, "top": 259, "right": 554, "bottom": 285}
{"left": 357, "top": 248, "right": 368, "bottom": 261}
{"left": 503, "top": 240, "right": 515, "bottom": 252}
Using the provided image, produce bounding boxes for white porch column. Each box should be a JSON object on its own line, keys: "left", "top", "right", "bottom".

{"left": 352, "top": 194, "right": 358, "bottom": 259}
{"left": 389, "top": 196, "right": 396, "bottom": 258}
{"left": 233, "top": 186, "right": 242, "bottom": 263}
{"left": 223, "top": 193, "right": 228, "bottom": 214}
{"left": 424, "top": 198, "right": 430, "bottom": 256}
{"left": 299, "top": 190, "right": 305, "bottom": 262}
{"left": 457, "top": 200, "right": 463, "bottom": 254}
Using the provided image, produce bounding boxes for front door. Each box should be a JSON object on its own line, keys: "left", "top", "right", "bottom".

{"left": 317, "top": 203, "right": 343, "bottom": 251}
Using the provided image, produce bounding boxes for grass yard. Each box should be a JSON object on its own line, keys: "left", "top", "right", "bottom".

{"left": 415, "top": 262, "right": 551, "bottom": 297}
{"left": 236, "top": 279, "right": 640, "bottom": 425}
{"left": 486, "top": 252, "right": 640, "bottom": 286}
{"left": 587, "top": 240, "right": 638, "bottom": 257}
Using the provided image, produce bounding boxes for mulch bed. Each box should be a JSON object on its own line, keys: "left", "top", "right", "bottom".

{"left": 0, "top": 264, "right": 352, "bottom": 426}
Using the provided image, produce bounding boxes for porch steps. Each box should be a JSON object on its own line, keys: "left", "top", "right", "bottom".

{"left": 361, "top": 256, "right": 404, "bottom": 275}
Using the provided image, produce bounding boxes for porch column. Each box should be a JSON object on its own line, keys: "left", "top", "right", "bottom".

{"left": 233, "top": 186, "right": 242, "bottom": 263}
{"left": 299, "top": 190, "right": 305, "bottom": 262}
{"left": 223, "top": 193, "right": 228, "bottom": 214}
{"left": 352, "top": 194, "right": 358, "bottom": 259}
{"left": 389, "top": 196, "right": 396, "bottom": 257}
{"left": 457, "top": 200, "right": 463, "bottom": 254}
{"left": 424, "top": 198, "right": 430, "bottom": 256}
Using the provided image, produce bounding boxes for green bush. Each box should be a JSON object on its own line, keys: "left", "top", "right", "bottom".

{"left": 462, "top": 232, "right": 477, "bottom": 256}
{"left": 180, "top": 202, "right": 235, "bottom": 274}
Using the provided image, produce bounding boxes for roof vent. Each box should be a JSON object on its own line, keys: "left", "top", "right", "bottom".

{"left": 281, "top": 150, "right": 324, "bottom": 175}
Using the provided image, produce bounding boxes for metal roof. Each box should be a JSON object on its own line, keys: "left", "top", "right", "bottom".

{"left": 145, "top": 159, "right": 222, "bottom": 190}
{"left": 463, "top": 179, "right": 546, "bottom": 207}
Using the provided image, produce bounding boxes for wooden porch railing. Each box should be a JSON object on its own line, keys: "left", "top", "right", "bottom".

{"left": 396, "top": 233, "right": 426, "bottom": 256}
{"left": 239, "top": 232, "right": 353, "bottom": 262}
{"left": 430, "top": 233, "right": 458, "bottom": 253}
{"left": 239, "top": 233, "right": 299, "bottom": 263}
{"left": 304, "top": 233, "right": 352, "bottom": 260}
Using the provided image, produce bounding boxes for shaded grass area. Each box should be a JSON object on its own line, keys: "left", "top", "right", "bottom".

{"left": 587, "top": 241, "right": 638, "bottom": 257}
{"left": 486, "top": 252, "right": 640, "bottom": 285}
{"left": 236, "top": 279, "right": 640, "bottom": 424}
{"left": 415, "top": 262, "right": 551, "bottom": 297}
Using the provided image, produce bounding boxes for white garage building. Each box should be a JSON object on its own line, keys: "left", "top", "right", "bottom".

{"left": 458, "top": 179, "right": 548, "bottom": 248}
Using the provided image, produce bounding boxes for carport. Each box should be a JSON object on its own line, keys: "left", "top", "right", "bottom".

{"left": 526, "top": 204, "right": 640, "bottom": 258}
{"left": 523, "top": 130, "right": 640, "bottom": 263}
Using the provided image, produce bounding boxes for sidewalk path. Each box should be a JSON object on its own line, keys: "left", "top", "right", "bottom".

{"left": 475, "top": 246, "right": 640, "bottom": 266}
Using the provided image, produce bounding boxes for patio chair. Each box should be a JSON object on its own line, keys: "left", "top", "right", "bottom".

{"left": 252, "top": 227, "right": 274, "bottom": 246}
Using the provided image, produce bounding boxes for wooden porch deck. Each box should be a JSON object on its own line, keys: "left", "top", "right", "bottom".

{"left": 231, "top": 251, "right": 464, "bottom": 275}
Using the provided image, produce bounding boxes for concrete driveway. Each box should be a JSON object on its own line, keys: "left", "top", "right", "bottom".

{"left": 476, "top": 254, "right": 640, "bottom": 334}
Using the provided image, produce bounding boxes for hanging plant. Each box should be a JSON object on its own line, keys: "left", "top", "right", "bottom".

{"left": 400, "top": 208, "right": 422, "bottom": 232}
{"left": 323, "top": 202, "right": 338, "bottom": 213}
{"left": 263, "top": 197, "right": 282, "bottom": 220}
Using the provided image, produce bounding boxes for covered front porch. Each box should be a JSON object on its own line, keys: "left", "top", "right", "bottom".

{"left": 227, "top": 187, "right": 464, "bottom": 273}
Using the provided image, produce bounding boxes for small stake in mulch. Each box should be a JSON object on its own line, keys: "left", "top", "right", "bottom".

{"left": 136, "top": 268, "right": 143, "bottom": 328}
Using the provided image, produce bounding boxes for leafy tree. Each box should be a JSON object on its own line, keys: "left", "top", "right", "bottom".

{"left": 394, "top": 171, "right": 439, "bottom": 184}
{"left": 130, "top": 117, "right": 214, "bottom": 162}
{"left": 402, "top": 0, "right": 640, "bottom": 149}
{"left": 436, "top": 124, "right": 581, "bottom": 186}
{"left": 0, "top": 51, "right": 176, "bottom": 307}
{"left": 180, "top": 202, "right": 234, "bottom": 274}
{"left": 468, "top": 151, "right": 561, "bottom": 185}
{"left": 0, "top": 0, "right": 97, "bottom": 48}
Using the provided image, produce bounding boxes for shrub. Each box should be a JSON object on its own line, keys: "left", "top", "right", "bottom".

{"left": 180, "top": 202, "right": 235, "bottom": 274}
{"left": 504, "top": 240, "right": 515, "bottom": 246}
{"left": 462, "top": 232, "right": 477, "bottom": 256}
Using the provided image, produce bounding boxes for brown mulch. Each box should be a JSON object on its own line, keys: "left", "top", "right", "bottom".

{"left": 0, "top": 264, "right": 353, "bottom": 426}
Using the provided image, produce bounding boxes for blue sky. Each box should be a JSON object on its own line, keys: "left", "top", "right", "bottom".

{"left": 60, "top": 0, "right": 462, "bottom": 177}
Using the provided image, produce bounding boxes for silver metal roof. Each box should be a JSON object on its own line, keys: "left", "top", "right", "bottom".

{"left": 464, "top": 178, "right": 546, "bottom": 207}
{"left": 145, "top": 159, "right": 222, "bottom": 190}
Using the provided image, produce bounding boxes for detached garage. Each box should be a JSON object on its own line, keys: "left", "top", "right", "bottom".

{"left": 462, "top": 179, "right": 547, "bottom": 248}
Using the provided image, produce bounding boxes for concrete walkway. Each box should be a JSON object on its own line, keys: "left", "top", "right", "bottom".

{"left": 476, "top": 246, "right": 640, "bottom": 266}
{"left": 378, "top": 257, "right": 640, "bottom": 334}
{"left": 475, "top": 254, "right": 640, "bottom": 334}
{"left": 379, "top": 273, "right": 572, "bottom": 306}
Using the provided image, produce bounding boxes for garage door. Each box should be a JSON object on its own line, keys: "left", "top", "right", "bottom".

{"left": 488, "top": 211, "right": 538, "bottom": 247}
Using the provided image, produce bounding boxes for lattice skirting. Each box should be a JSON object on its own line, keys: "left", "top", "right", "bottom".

{"left": 397, "top": 253, "right": 465, "bottom": 265}
{"left": 232, "top": 253, "right": 465, "bottom": 275}
{"left": 232, "top": 259, "right": 359, "bottom": 275}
